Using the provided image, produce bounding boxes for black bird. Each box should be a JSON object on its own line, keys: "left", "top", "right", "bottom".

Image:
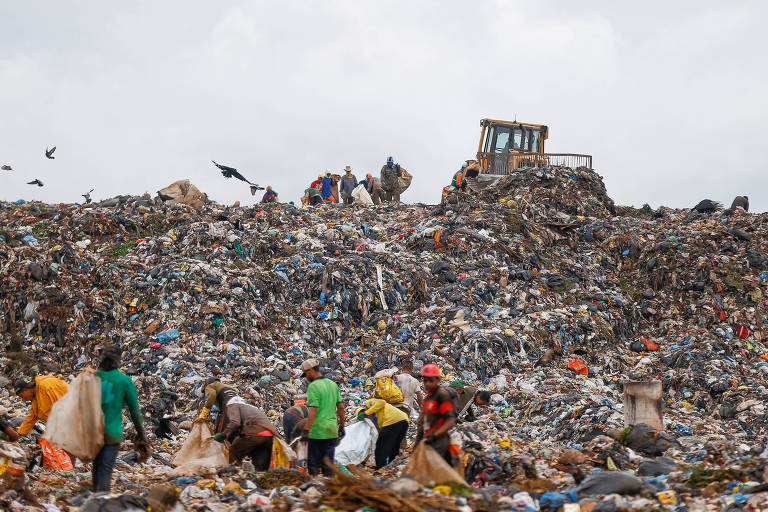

{"left": 211, "top": 160, "right": 256, "bottom": 185}
{"left": 45, "top": 146, "right": 56, "bottom": 159}
{"left": 691, "top": 199, "right": 722, "bottom": 213}
{"left": 157, "top": 193, "right": 175, "bottom": 202}
{"left": 82, "top": 189, "right": 94, "bottom": 204}
{"left": 250, "top": 185, "right": 265, "bottom": 195}
{"left": 27, "top": 179, "right": 44, "bottom": 187}
{"left": 1, "top": 165, "right": 11, "bottom": 171}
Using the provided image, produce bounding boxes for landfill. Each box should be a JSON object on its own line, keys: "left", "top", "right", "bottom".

{"left": 1, "top": 165, "right": 767, "bottom": 511}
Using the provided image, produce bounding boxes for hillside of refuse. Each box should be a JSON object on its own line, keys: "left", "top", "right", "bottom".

{"left": 1, "top": 166, "right": 768, "bottom": 510}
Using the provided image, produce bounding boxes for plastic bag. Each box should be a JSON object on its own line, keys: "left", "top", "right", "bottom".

{"left": 171, "top": 422, "right": 228, "bottom": 476}
{"left": 374, "top": 375, "right": 403, "bottom": 404}
{"left": 269, "top": 437, "right": 297, "bottom": 469}
{"left": 43, "top": 368, "right": 104, "bottom": 462}
{"left": 351, "top": 185, "right": 374, "bottom": 206}
{"left": 403, "top": 442, "right": 467, "bottom": 486}
{"left": 39, "top": 438, "right": 73, "bottom": 470}
{"left": 334, "top": 419, "right": 378, "bottom": 466}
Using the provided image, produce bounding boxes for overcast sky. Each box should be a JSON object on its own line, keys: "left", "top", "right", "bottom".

{"left": 1, "top": 1, "right": 766, "bottom": 210}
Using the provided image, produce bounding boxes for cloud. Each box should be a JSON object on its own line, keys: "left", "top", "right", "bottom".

{"left": 0, "top": 1, "right": 766, "bottom": 211}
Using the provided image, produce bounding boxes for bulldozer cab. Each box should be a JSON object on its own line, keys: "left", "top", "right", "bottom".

{"left": 480, "top": 119, "right": 548, "bottom": 155}
{"left": 477, "top": 119, "right": 549, "bottom": 175}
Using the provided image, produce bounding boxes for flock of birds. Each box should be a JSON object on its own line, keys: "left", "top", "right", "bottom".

{"left": 1, "top": 148, "right": 264, "bottom": 204}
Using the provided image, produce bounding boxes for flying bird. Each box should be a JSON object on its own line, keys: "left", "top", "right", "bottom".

{"left": 211, "top": 160, "right": 257, "bottom": 185}
{"left": 250, "top": 185, "right": 265, "bottom": 195}
{"left": 27, "top": 179, "right": 44, "bottom": 187}
{"left": 691, "top": 199, "right": 722, "bottom": 213}
{"left": 82, "top": 189, "right": 94, "bottom": 204}
{"left": 45, "top": 146, "right": 56, "bottom": 159}
{"left": 1, "top": 165, "right": 11, "bottom": 171}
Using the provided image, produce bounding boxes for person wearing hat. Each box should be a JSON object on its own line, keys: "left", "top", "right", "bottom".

{"left": 355, "top": 398, "right": 409, "bottom": 469}
{"left": 13, "top": 375, "right": 69, "bottom": 437}
{"left": 380, "top": 156, "right": 404, "bottom": 203}
{"left": 448, "top": 380, "right": 479, "bottom": 422}
{"left": 339, "top": 166, "right": 358, "bottom": 205}
{"left": 213, "top": 402, "right": 279, "bottom": 469}
{"left": 301, "top": 358, "right": 345, "bottom": 476}
{"left": 451, "top": 163, "right": 468, "bottom": 191}
{"left": 261, "top": 186, "right": 278, "bottom": 203}
{"left": 416, "top": 363, "right": 456, "bottom": 465}
{"left": 310, "top": 174, "right": 323, "bottom": 190}
{"left": 283, "top": 396, "right": 309, "bottom": 444}
{"left": 94, "top": 345, "right": 149, "bottom": 492}
{"left": 196, "top": 377, "right": 243, "bottom": 437}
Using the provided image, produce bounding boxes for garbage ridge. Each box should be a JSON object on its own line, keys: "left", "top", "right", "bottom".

{"left": 1, "top": 166, "right": 767, "bottom": 511}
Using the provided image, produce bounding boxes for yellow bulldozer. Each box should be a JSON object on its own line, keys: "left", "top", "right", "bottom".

{"left": 468, "top": 118, "right": 592, "bottom": 176}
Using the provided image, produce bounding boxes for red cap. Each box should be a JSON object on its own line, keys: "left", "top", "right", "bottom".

{"left": 421, "top": 363, "right": 441, "bottom": 378}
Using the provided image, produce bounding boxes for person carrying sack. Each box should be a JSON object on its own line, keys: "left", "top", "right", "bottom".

{"left": 94, "top": 345, "right": 149, "bottom": 492}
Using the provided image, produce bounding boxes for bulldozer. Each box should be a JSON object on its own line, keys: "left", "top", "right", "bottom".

{"left": 443, "top": 118, "right": 592, "bottom": 203}
{"left": 468, "top": 118, "right": 592, "bottom": 177}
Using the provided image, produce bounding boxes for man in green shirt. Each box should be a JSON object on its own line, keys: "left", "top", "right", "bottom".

{"left": 301, "top": 358, "right": 345, "bottom": 476}
{"left": 94, "top": 345, "right": 149, "bottom": 492}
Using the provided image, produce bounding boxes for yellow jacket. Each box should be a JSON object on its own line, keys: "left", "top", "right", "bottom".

{"left": 363, "top": 398, "right": 409, "bottom": 428}
{"left": 18, "top": 375, "right": 69, "bottom": 436}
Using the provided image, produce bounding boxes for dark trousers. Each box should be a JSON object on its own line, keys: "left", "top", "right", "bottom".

{"left": 308, "top": 438, "right": 337, "bottom": 477}
{"left": 283, "top": 414, "right": 300, "bottom": 443}
{"left": 93, "top": 443, "right": 120, "bottom": 492}
{"left": 310, "top": 195, "right": 322, "bottom": 206}
{"left": 229, "top": 436, "right": 273, "bottom": 470}
{"left": 375, "top": 420, "right": 408, "bottom": 469}
{"left": 427, "top": 435, "right": 452, "bottom": 465}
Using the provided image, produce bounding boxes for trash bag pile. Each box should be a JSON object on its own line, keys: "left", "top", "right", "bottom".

{"left": 1, "top": 165, "right": 768, "bottom": 510}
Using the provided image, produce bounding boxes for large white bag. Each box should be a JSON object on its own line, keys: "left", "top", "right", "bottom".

{"left": 171, "top": 422, "right": 228, "bottom": 476}
{"left": 334, "top": 419, "right": 378, "bottom": 466}
{"left": 44, "top": 368, "right": 105, "bottom": 462}
{"left": 352, "top": 184, "right": 374, "bottom": 206}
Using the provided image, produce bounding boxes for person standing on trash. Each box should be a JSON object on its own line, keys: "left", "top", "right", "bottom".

{"left": 360, "top": 173, "right": 383, "bottom": 205}
{"left": 13, "top": 375, "right": 69, "bottom": 437}
{"left": 321, "top": 171, "right": 334, "bottom": 202}
{"left": 94, "top": 345, "right": 150, "bottom": 493}
{"left": 396, "top": 359, "right": 423, "bottom": 414}
{"left": 261, "top": 186, "right": 278, "bottom": 203}
{"left": 310, "top": 174, "right": 323, "bottom": 191}
{"left": 339, "top": 166, "right": 358, "bottom": 205}
{"left": 380, "top": 156, "right": 404, "bottom": 202}
{"left": 301, "top": 358, "right": 345, "bottom": 477}
{"left": 416, "top": 363, "right": 457, "bottom": 466}
{"left": 213, "top": 402, "right": 278, "bottom": 469}
{"left": 356, "top": 398, "right": 409, "bottom": 469}
{"left": 283, "top": 395, "right": 309, "bottom": 443}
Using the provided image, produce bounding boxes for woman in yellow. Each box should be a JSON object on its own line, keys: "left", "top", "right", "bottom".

{"left": 356, "top": 398, "right": 409, "bottom": 469}
{"left": 13, "top": 375, "right": 69, "bottom": 436}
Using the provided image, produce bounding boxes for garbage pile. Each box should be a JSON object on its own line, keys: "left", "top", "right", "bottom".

{"left": 1, "top": 165, "right": 768, "bottom": 510}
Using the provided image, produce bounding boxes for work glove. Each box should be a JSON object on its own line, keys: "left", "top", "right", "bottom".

{"left": 198, "top": 408, "right": 211, "bottom": 421}
{"left": 357, "top": 411, "right": 367, "bottom": 421}
{"left": 300, "top": 429, "right": 309, "bottom": 441}
{"left": 338, "top": 425, "right": 346, "bottom": 441}
{"left": 135, "top": 440, "right": 152, "bottom": 464}
{"left": 424, "top": 433, "right": 437, "bottom": 445}
{"left": 213, "top": 433, "right": 225, "bottom": 443}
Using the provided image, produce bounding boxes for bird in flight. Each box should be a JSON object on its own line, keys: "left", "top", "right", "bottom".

{"left": 1, "top": 165, "right": 11, "bottom": 171}
{"left": 82, "top": 189, "right": 94, "bottom": 204}
{"left": 45, "top": 146, "right": 56, "bottom": 159}
{"left": 211, "top": 160, "right": 257, "bottom": 185}
{"left": 27, "top": 179, "right": 44, "bottom": 187}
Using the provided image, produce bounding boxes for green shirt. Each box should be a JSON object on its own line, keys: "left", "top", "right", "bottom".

{"left": 97, "top": 369, "right": 143, "bottom": 445}
{"left": 307, "top": 377, "right": 341, "bottom": 439}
